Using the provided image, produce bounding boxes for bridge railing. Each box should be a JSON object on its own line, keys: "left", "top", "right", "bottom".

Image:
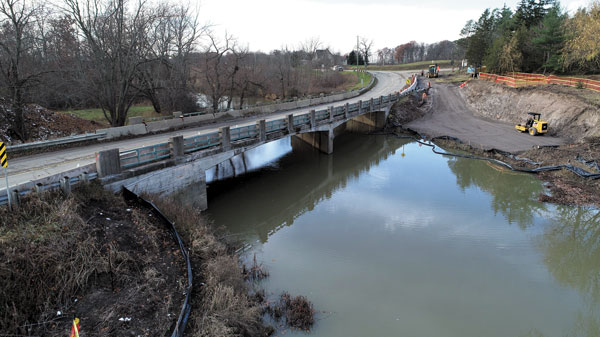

{"left": 184, "top": 132, "right": 221, "bottom": 154}
{"left": 120, "top": 142, "right": 171, "bottom": 168}
{"left": 231, "top": 125, "right": 258, "bottom": 141}
{"left": 266, "top": 119, "right": 287, "bottom": 133}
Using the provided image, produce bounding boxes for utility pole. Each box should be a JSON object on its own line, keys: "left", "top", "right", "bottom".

{"left": 356, "top": 35, "right": 359, "bottom": 68}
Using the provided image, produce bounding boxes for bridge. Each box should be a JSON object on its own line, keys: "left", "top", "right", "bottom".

{"left": 0, "top": 72, "right": 419, "bottom": 209}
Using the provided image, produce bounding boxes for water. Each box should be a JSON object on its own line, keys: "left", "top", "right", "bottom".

{"left": 198, "top": 134, "right": 600, "bottom": 337}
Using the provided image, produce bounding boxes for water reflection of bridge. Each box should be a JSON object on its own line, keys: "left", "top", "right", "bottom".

{"left": 202, "top": 134, "right": 410, "bottom": 244}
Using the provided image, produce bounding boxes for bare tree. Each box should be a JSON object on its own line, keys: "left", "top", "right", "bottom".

{"left": 359, "top": 37, "right": 373, "bottom": 67}
{"left": 300, "top": 36, "right": 322, "bottom": 63}
{"left": 63, "top": 0, "right": 153, "bottom": 126}
{"left": 0, "top": 0, "right": 44, "bottom": 140}
{"left": 196, "top": 30, "right": 236, "bottom": 114}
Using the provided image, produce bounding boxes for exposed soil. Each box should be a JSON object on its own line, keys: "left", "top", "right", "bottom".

{"left": 0, "top": 183, "right": 185, "bottom": 336}
{"left": 461, "top": 80, "right": 600, "bottom": 141}
{"left": 0, "top": 99, "right": 104, "bottom": 144}
{"left": 386, "top": 81, "right": 600, "bottom": 208}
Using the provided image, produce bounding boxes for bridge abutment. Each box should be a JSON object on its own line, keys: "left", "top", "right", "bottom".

{"left": 294, "top": 129, "right": 334, "bottom": 154}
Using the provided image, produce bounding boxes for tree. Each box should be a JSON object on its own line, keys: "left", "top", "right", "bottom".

{"left": 359, "top": 37, "right": 373, "bottom": 67}
{"left": 346, "top": 50, "right": 364, "bottom": 65}
{"left": 196, "top": 31, "right": 236, "bottom": 113}
{"left": 64, "top": 0, "right": 153, "bottom": 126}
{"left": 532, "top": 4, "right": 566, "bottom": 73}
{"left": 0, "top": 0, "right": 44, "bottom": 140}
{"left": 563, "top": 1, "right": 600, "bottom": 72}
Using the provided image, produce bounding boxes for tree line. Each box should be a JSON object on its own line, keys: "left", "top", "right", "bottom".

{"left": 0, "top": 0, "right": 346, "bottom": 140}
{"left": 459, "top": 0, "right": 600, "bottom": 74}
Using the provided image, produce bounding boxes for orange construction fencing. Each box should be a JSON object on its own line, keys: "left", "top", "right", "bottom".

{"left": 479, "top": 72, "right": 600, "bottom": 92}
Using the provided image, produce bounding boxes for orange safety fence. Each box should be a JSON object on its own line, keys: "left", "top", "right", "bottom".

{"left": 479, "top": 72, "right": 600, "bottom": 92}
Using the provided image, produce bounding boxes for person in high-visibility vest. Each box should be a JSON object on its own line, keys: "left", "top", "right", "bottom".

{"left": 70, "top": 318, "right": 80, "bottom": 337}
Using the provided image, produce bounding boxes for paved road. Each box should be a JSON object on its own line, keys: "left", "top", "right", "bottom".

{"left": 4, "top": 71, "right": 413, "bottom": 188}
{"left": 406, "top": 82, "right": 564, "bottom": 153}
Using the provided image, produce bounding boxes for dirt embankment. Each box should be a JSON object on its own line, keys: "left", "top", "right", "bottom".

{"left": 0, "top": 99, "right": 103, "bottom": 144}
{"left": 461, "top": 81, "right": 600, "bottom": 141}
{"left": 0, "top": 183, "right": 186, "bottom": 336}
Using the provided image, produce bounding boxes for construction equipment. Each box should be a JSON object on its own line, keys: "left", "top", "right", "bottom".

{"left": 515, "top": 112, "right": 548, "bottom": 136}
{"left": 428, "top": 64, "right": 439, "bottom": 78}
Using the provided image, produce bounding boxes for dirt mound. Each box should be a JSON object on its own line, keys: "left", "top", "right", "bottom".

{"left": 460, "top": 80, "right": 600, "bottom": 141}
{"left": 386, "top": 95, "right": 428, "bottom": 128}
{"left": 0, "top": 99, "right": 104, "bottom": 144}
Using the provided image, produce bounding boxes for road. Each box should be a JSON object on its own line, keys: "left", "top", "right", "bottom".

{"left": 406, "top": 82, "right": 564, "bottom": 153}
{"left": 4, "top": 71, "right": 412, "bottom": 189}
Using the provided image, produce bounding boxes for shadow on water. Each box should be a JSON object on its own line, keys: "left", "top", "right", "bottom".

{"left": 204, "top": 133, "right": 408, "bottom": 243}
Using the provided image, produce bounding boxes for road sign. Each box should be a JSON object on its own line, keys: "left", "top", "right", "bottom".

{"left": 406, "top": 79, "right": 411, "bottom": 85}
{"left": 0, "top": 142, "right": 6, "bottom": 168}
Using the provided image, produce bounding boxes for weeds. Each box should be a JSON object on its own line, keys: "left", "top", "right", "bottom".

{"left": 243, "top": 253, "right": 270, "bottom": 281}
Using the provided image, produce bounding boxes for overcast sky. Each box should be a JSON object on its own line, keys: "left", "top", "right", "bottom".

{"left": 197, "top": 0, "right": 590, "bottom": 53}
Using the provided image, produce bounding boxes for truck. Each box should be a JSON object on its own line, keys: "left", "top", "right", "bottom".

{"left": 428, "top": 64, "right": 439, "bottom": 78}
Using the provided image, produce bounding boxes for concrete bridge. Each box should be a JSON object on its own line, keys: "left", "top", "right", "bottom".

{"left": 98, "top": 90, "right": 411, "bottom": 210}
{"left": 0, "top": 72, "right": 419, "bottom": 208}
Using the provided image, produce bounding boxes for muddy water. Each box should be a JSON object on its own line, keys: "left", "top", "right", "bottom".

{"left": 200, "top": 134, "right": 600, "bottom": 337}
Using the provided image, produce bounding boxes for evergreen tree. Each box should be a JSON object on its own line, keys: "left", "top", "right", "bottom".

{"left": 532, "top": 3, "right": 566, "bottom": 73}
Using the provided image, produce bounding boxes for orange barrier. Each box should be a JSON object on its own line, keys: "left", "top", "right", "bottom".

{"left": 479, "top": 72, "right": 600, "bottom": 92}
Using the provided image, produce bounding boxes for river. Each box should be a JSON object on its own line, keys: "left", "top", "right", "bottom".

{"left": 196, "top": 133, "right": 599, "bottom": 337}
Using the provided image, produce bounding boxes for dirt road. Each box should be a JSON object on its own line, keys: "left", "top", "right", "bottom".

{"left": 406, "top": 82, "right": 564, "bottom": 153}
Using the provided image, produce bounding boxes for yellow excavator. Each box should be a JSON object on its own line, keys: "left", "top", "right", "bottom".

{"left": 515, "top": 112, "right": 548, "bottom": 136}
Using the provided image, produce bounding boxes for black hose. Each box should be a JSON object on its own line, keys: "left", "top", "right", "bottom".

{"left": 121, "top": 187, "right": 193, "bottom": 337}
{"left": 379, "top": 132, "right": 600, "bottom": 179}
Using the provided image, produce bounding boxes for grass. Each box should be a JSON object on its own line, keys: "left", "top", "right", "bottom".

{"left": 58, "top": 105, "right": 159, "bottom": 125}
{"left": 342, "top": 71, "right": 373, "bottom": 91}
{"left": 348, "top": 60, "right": 453, "bottom": 71}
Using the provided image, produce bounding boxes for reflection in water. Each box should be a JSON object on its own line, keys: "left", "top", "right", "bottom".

{"left": 446, "top": 154, "right": 547, "bottom": 229}
{"left": 177, "top": 134, "right": 600, "bottom": 337}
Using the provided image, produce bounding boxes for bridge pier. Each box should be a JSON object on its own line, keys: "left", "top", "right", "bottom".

{"left": 294, "top": 129, "right": 334, "bottom": 154}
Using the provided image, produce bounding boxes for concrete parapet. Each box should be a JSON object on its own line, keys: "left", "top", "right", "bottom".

{"left": 287, "top": 114, "right": 295, "bottom": 134}
{"left": 96, "top": 149, "right": 122, "bottom": 178}
{"left": 221, "top": 126, "right": 231, "bottom": 151}
{"left": 258, "top": 120, "right": 266, "bottom": 142}
{"left": 170, "top": 135, "right": 184, "bottom": 158}
{"left": 97, "top": 124, "right": 147, "bottom": 139}
{"left": 173, "top": 111, "right": 183, "bottom": 118}
{"left": 129, "top": 116, "right": 144, "bottom": 125}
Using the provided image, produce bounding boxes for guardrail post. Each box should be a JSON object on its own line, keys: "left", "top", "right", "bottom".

{"left": 96, "top": 149, "right": 122, "bottom": 178}
{"left": 10, "top": 189, "right": 19, "bottom": 209}
{"left": 379, "top": 96, "right": 383, "bottom": 106}
{"left": 60, "top": 176, "right": 71, "bottom": 196}
{"left": 388, "top": 94, "right": 392, "bottom": 104}
{"left": 170, "top": 135, "right": 184, "bottom": 158}
{"left": 258, "top": 119, "right": 266, "bottom": 142}
{"left": 220, "top": 126, "right": 231, "bottom": 151}
{"left": 396, "top": 92, "right": 400, "bottom": 100}
{"left": 369, "top": 98, "right": 374, "bottom": 111}
{"left": 35, "top": 183, "right": 44, "bottom": 194}
{"left": 358, "top": 100, "right": 363, "bottom": 114}
{"left": 287, "top": 114, "right": 295, "bottom": 134}
{"left": 344, "top": 103, "right": 349, "bottom": 118}
{"left": 80, "top": 172, "right": 89, "bottom": 183}
{"left": 328, "top": 106, "right": 334, "bottom": 122}
{"left": 309, "top": 110, "right": 316, "bottom": 129}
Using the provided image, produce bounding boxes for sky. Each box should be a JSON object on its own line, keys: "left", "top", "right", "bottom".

{"left": 197, "top": 0, "right": 590, "bottom": 54}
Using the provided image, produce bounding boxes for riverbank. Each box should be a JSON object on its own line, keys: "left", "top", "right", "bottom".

{"left": 387, "top": 92, "right": 600, "bottom": 208}
{"left": 0, "top": 183, "right": 186, "bottom": 336}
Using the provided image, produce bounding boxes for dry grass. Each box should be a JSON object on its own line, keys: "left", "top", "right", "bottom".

{"left": 0, "top": 190, "right": 108, "bottom": 334}
{"left": 150, "top": 196, "right": 274, "bottom": 337}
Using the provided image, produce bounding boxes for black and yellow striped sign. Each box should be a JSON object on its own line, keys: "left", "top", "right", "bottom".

{"left": 0, "top": 142, "right": 7, "bottom": 168}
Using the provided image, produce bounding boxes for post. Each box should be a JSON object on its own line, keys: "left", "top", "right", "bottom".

{"left": 369, "top": 98, "right": 374, "bottom": 111}
{"left": 309, "top": 110, "right": 316, "bottom": 129}
{"left": 379, "top": 96, "right": 383, "bottom": 106}
{"left": 344, "top": 103, "right": 349, "bottom": 118}
{"left": 96, "top": 149, "right": 121, "bottom": 178}
{"left": 170, "top": 135, "right": 184, "bottom": 158}
{"left": 60, "top": 176, "right": 71, "bottom": 196}
{"left": 35, "top": 183, "right": 44, "bottom": 194}
{"left": 220, "top": 126, "right": 231, "bottom": 151}
{"left": 9, "top": 189, "right": 18, "bottom": 209}
{"left": 287, "top": 114, "right": 295, "bottom": 134}
{"left": 80, "top": 172, "right": 89, "bottom": 183}
{"left": 258, "top": 119, "right": 266, "bottom": 142}
{"left": 388, "top": 94, "right": 392, "bottom": 104}
{"left": 329, "top": 106, "right": 334, "bottom": 122}
{"left": 358, "top": 100, "right": 363, "bottom": 114}
{"left": 4, "top": 167, "right": 11, "bottom": 211}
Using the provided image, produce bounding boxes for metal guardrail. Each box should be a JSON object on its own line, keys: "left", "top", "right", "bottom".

{"left": 184, "top": 132, "right": 221, "bottom": 154}
{"left": 231, "top": 125, "right": 258, "bottom": 142}
{"left": 266, "top": 119, "right": 287, "bottom": 133}
{"left": 120, "top": 142, "right": 171, "bottom": 168}
{"left": 6, "top": 132, "right": 106, "bottom": 153}
{"left": 0, "top": 172, "right": 99, "bottom": 206}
